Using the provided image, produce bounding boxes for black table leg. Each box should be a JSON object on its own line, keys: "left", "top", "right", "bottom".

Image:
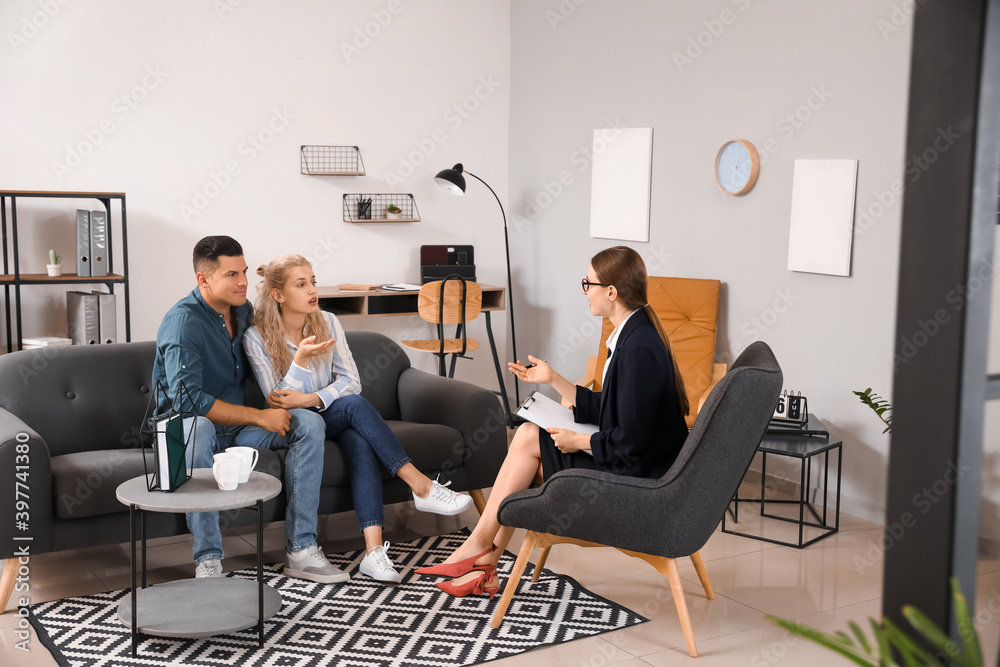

{"left": 797, "top": 458, "right": 807, "bottom": 548}
{"left": 130, "top": 504, "right": 137, "bottom": 657}
{"left": 484, "top": 311, "right": 513, "bottom": 426}
{"left": 258, "top": 498, "right": 264, "bottom": 648}
{"left": 141, "top": 509, "right": 147, "bottom": 589}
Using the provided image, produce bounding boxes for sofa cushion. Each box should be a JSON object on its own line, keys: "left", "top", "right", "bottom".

{"left": 318, "top": 421, "right": 464, "bottom": 486}
{"left": 51, "top": 449, "right": 151, "bottom": 519}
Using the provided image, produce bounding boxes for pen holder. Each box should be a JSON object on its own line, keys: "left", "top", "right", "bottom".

{"left": 357, "top": 200, "right": 371, "bottom": 220}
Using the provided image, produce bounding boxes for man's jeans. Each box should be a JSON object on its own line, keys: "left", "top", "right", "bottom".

{"left": 183, "top": 409, "right": 326, "bottom": 564}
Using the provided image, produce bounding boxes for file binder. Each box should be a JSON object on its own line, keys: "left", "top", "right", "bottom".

{"left": 92, "top": 291, "right": 116, "bottom": 343}
{"left": 66, "top": 291, "right": 99, "bottom": 345}
{"left": 89, "top": 209, "right": 108, "bottom": 277}
{"left": 75, "top": 210, "right": 90, "bottom": 277}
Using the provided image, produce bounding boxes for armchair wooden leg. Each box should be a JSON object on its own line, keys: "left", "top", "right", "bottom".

{"left": 689, "top": 551, "right": 715, "bottom": 599}
{"left": 665, "top": 557, "right": 698, "bottom": 658}
{"left": 491, "top": 530, "right": 539, "bottom": 629}
{"left": 531, "top": 546, "right": 551, "bottom": 583}
{"left": 468, "top": 489, "right": 487, "bottom": 515}
{"left": 1, "top": 558, "right": 18, "bottom": 614}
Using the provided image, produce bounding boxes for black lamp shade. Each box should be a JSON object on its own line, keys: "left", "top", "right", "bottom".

{"left": 434, "top": 163, "right": 466, "bottom": 196}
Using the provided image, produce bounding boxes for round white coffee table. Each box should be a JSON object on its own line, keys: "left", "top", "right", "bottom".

{"left": 116, "top": 470, "right": 282, "bottom": 656}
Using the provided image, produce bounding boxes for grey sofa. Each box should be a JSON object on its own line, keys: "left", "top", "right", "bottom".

{"left": 0, "top": 331, "right": 507, "bottom": 605}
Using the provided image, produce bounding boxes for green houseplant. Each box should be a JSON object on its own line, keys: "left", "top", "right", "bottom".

{"left": 46, "top": 248, "right": 62, "bottom": 276}
{"left": 769, "top": 578, "right": 994, "bottom": 666}
{"left": 385, "top": 203, "right": 402, "bottom": 220}
{"left": 854, "top": 387, "right": 893, "bottom": 433}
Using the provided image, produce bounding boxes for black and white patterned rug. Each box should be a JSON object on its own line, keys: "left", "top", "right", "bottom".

{"left": 28, "top": 531, "right": 647, "bottom": 666}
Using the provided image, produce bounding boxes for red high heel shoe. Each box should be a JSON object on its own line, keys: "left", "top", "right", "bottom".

{"left": 436, "top": 568, "right": 502, "bottom": 600}
{"left": 415, "top": 544, "right": 497, "bottom": 577}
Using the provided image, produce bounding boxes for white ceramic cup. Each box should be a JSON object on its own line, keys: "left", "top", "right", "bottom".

{"left": 212, "top": 452, "right": 242, "bottom": 491}
{"left": 225, "top": 446, "right": 259, "bottom": 484}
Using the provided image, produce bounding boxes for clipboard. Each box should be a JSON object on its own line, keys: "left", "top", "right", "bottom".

{"left": 516, "top": 391, "right": 599, "bottom": 435}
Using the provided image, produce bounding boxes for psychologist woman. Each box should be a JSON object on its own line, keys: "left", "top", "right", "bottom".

{"left": 244, "top": 254, "right": 475, "bottom": 585}
{"left": 417, "top": 245, "right": 690, "bottom": 599}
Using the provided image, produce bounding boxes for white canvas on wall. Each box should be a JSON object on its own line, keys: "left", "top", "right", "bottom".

{"left": 787, "top": 159, "right": 859, "bottom": 277}
{"left": 589, "top": 127, "right": 652, "bottom": 242}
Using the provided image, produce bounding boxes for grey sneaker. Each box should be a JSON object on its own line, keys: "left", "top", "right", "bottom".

{"left": 359, "top": 542, "right": 402, "bottom": 584}
{"left": 195, "top": 559, "right": 223, "bottom": 578}
{"left": 285, "top": 545, "right": 350, "bottom": 584}
{"left": 413, "top": 477, "right": 475, "bottom": 516}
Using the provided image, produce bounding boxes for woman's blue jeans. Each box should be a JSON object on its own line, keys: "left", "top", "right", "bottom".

{"left": 321, "top": 394, "right": 412, "bottom": 530}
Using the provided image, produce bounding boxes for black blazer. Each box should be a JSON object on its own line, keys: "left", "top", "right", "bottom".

{"left": 572, "top": 308, "right": 689, "bottom": 478}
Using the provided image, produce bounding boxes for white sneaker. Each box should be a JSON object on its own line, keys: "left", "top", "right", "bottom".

{"left": 359, "top": 542, "right": 402, "bottom": 584}
{"left": 195, "top": 559, "right": 223, "bottom": 578}
{"left": 285, "top": 545, "right": 351, "bottom": 584}
{"left": 412, "top": 476, "right": 475, "bottom": 516}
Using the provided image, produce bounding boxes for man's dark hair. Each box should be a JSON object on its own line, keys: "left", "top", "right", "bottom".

{"left": 193, "top": 235, "right": 243, "bottom": 274}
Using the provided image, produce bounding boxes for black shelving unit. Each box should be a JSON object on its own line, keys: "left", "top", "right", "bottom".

{"left": 0, "top": 190, "right": 130, "bottom": 353}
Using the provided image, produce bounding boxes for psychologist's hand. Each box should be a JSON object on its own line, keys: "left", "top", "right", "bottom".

{"left": 268, "top": 389, "right": 321, "bottom": 410}
{"left": 547, "top": 428, "right": 588, "bottom": 454}
{"left": 293, "top": 336, "right": 336, "bottom": 366}
{"left": 508, "top": 355, "right": 553, "bottom": 384}
{"left": 258, "top": 407, "right": 291, "bottom": 436}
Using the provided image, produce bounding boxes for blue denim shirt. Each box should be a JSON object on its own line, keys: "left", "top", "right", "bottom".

{"left": 152, "top": 288, "right": 253, "bottom": 417}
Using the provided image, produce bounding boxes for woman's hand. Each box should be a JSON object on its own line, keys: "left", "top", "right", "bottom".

{"left": 268, "top": 389, "right": 322, "bottom": 410}
{"left": 547, "top": 428, "right": 590, "bottom": 454}
{"left": 293, "top": 335, "right": 336, "bottom": 367}
{"left": 508, "top": 355, "right": 554, "bottom": 385}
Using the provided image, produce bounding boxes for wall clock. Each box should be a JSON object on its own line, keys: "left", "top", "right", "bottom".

{"left": 714, "top": 139, "right": 760, "bottom": 195}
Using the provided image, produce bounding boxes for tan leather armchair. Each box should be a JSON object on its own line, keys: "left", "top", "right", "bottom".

{"left": 567, "top": 276, "right": 723, "bottom": 427}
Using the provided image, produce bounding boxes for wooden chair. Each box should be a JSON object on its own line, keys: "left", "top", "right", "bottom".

{"left": 491, "top": 342, "right": 784, "bottom": 657}
{"left": 400, "top": 277, "right": 483, "bottom": 378}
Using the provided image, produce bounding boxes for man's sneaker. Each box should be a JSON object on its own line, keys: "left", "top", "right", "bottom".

{"left": 412, "top": 476, "right": 475, "bottom": 516}
{"left": 195, "top": 559, "right": 223, "bottom": 578}
{"left": 285, "top": 545, "right": 351, "bottom": 584}
{"left": 359, "top": 542, "right": 403, "bottom": 584}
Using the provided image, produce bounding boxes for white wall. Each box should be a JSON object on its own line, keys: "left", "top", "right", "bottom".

{"left": 0, "top": 0, "right": 512, "bottom": 393}
{"left": 508, "top": 0, "right": 914, "bottom": 523}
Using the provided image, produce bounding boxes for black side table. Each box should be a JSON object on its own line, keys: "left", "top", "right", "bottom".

{"left": 722, "top": 415, "right": 843, "bottom": 548}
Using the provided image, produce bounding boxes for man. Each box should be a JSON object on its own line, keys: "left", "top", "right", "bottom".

{"left": 152, "top": 235, "right": 346, "bottom": 583}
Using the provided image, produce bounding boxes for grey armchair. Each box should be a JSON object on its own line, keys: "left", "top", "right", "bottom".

{"left": 490, "top": 341, "right": 782, "bottom": 658}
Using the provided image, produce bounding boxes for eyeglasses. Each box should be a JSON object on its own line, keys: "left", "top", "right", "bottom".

{"left": 581, "top": 278, "right": 612, "bottom": 294}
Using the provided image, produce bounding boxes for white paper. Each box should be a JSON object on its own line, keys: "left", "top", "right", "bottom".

{"left": 517, "top": 391, "right": 599, "bottom": 435}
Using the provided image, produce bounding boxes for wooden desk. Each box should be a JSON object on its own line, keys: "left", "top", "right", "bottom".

{"left": 317, "top": 284, "right": 512, "bottom": 423}
{"left": 317, "top": 284, "right": 505, "bottom": 317}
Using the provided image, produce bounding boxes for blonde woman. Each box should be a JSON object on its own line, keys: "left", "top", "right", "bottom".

{"left": 244, "top": 255, "right": 473, "bottom": 584}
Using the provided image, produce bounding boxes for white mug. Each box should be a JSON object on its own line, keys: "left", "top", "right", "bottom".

{"left": 225, "top": 446, "right": 259, "bottom": 484}
{"left": 212, "top": 452, "right": 242, "bottom": 491}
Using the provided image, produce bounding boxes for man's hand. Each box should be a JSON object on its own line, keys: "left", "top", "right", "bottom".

{"left": 268, "top": 389, "right": 321, "bottom": 410}
{"left": 547, "top": 428, "right": 589, "bottom": 454}
{"left": 257, "top": 408, "right": 291, "bottom": 436}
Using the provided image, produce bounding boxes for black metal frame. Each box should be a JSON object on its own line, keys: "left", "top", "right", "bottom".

{"left": 0, "top": 190, "right": 131, "bottom": 352}
{"left": 723, "top": 444, "right": 843, "bottom": 549}
{"left": 128, "top": 497, "right": 266, "bottom": 656}
{"left": 139, "top": 380, "right": 197, "bottom": 492}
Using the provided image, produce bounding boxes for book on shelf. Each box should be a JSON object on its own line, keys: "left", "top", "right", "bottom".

{"left": 21, "top": 336, "right": 72, "bottom": 349}
{"left": 75, "top": 210, "right": 90, "bottom": 277}
{"left": 89, "top": 209, "right": 108, "bottom": 277}
{"left": 337, "top": 283, "right": 379, "bottom": 291}
{"left": 66, "top": 291, "right": 99, "bottom": 345}
{"left": 92, "top": 291, "right": 116, "bottom": 344}
{"left": 153, "top": 412, "right": 187, "bottom": 491}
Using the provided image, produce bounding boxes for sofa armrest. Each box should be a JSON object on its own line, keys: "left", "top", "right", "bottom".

{"left": 396, "top": 368, "right": 507, "bottom": 490}
{"left": 0, "top": 408, "right": 54, "bottom": 557}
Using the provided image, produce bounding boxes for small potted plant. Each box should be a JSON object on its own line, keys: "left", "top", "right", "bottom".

{"left": 46, "top": 249, "right": 62, "bottom": 276}
{"left": 385, "top": 203, "right": 402, "bottom": 220}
